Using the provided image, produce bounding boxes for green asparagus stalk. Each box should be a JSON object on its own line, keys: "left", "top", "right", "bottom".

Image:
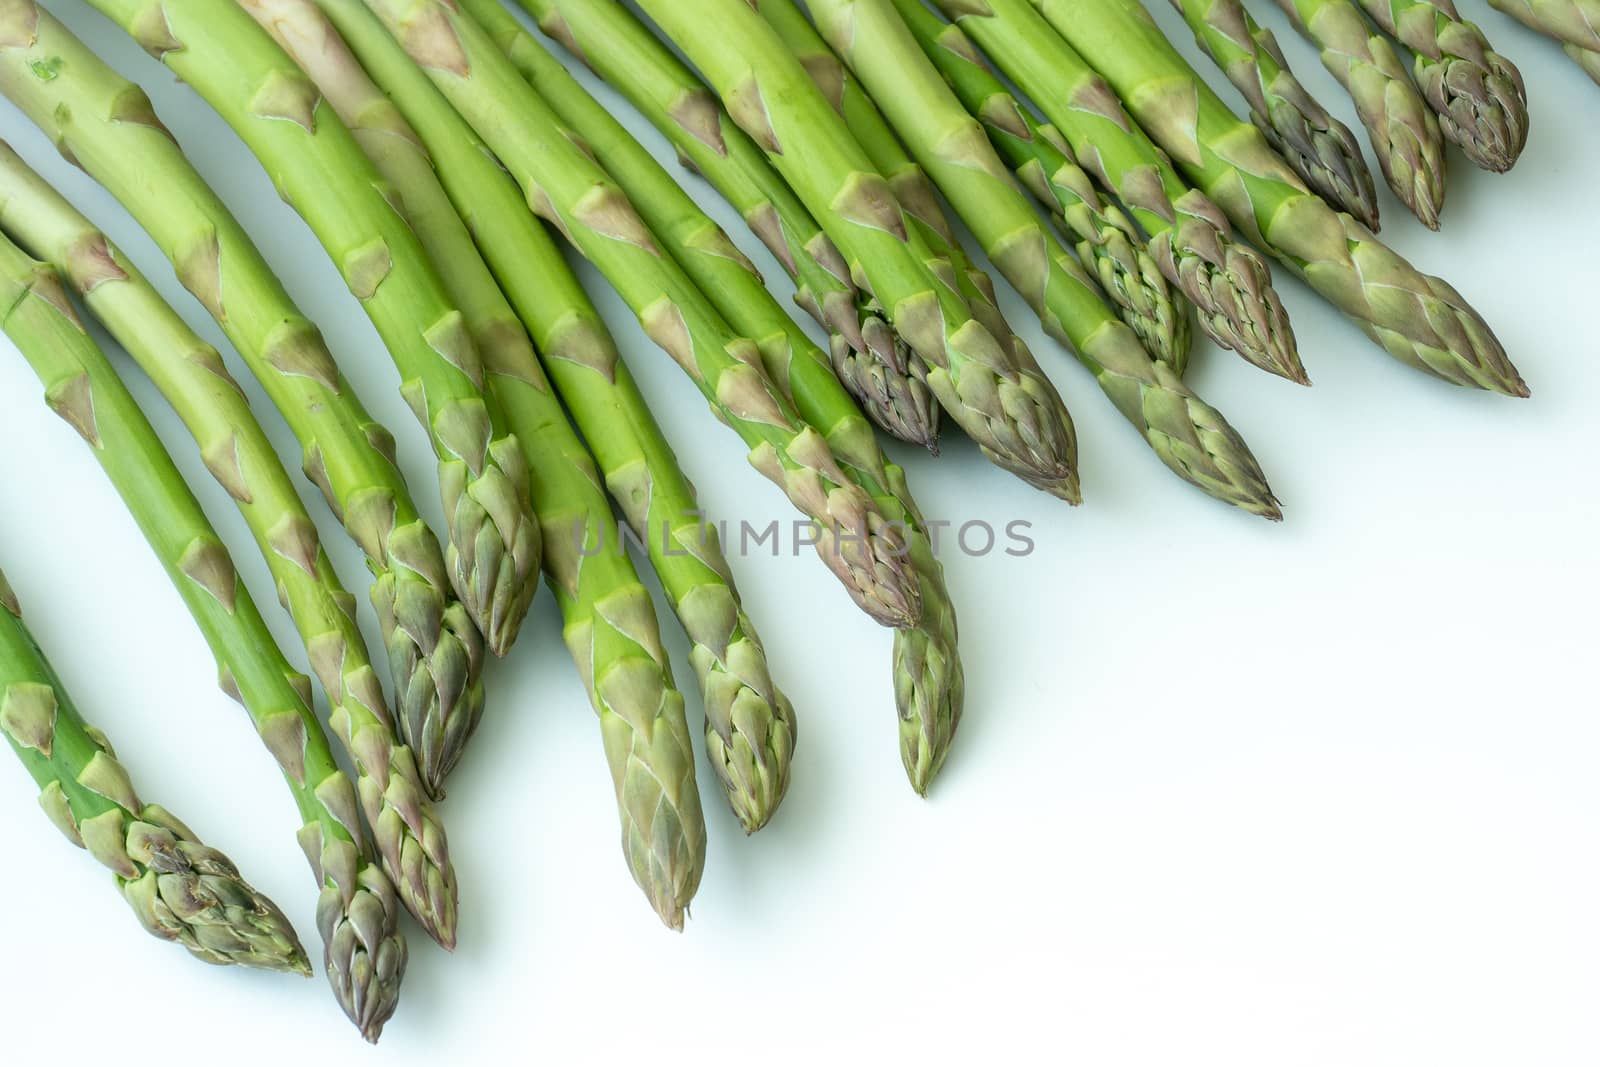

{"left": 0, "top": 562, "right": 308, "bottom": 975}
{"left": 1029, "top": 0, "right": 1527, "bottom": 396}
{"left": 887, "top": 0, "right": 1192, "bottom": 371}
{"left": 0, "top": 232, "right": 407, "bottom": 1033}
{"left": 0, "top": 141, "right": 457, "bottom": 955}
{"left": 751, "top": 0, "right": 1042, "bottom": 365}
{"left": 260, "top": 3, "right": 736, "bottom": 879}
{"left": 929, "top": 0, "right": 1303, "bottom": 383}
{"left": 1273, "top": 0, "right": 1448, "bottom": 228}
{"left": 459, "top": 0, "right": 958, "bottom": 790}
{"left": 631, "top": 0, "right": 1082, "bottom": 501}
{"left": 516, "top": 0, "right": 942, "bottom": 452}
{"left": 1348, "top": 0, "right": 1528, "bottom": 171}
{"left": 310, "top": 0, "right": 779, "bottom": 844}
{"left": 1489, "top": 0, "right": 1600, "bottom": 84}
{"left": 1166, "top": 0, "right": 1379, "bottom": 229}
{"left": 85, "top": 0, "right": 541, "bottom": 660}
{"left": 361, "top": 0, "right": 924, "bottom": 628}
{"left": 815, "top": 0, "right": 1279, "bottom": 517}
{"left": 0, "top": 3, "right": 487, "bottom": 801}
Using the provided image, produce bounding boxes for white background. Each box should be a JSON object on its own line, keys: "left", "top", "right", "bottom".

{"left": 0, "top": 1, "right": 1596, "bottom": 1063}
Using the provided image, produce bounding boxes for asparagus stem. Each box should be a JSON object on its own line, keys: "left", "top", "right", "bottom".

{"left": 1489, "top": 0, "right": 1600, "bottom": 86}
{"left": 362, "top": 0, "right": 924, "bottom": 629}
{"left": 0, "top": 560, "right": 309, "bottom": 975}
{"left": 814, "top": 0, "right": 1280, "bottom": 518}
{"left": 514, "top": 0, "right": 942, "bottom": 452}
{"left": 1166, "top": 0, "right": 1379, "bottom": 229}
{"left": 309, "top": 0, "right": 712, "bottom": 916}
{"left": 0, "top": 144, "right": 442, "bottom": 992}
{"left": 0, "top": 239, "right": 333, "bottom": 981}
{"left": 1349, "top": 0, "right": 1528, "bottom": 171}
{"left": 0, "top": 3, "right": 488, "bottom": 805}
{"left": 1273, "top": 0, "right": 1449, "bottom": 228}
{"left": 1029, "top": 0, "right": 1528, "bottom": 397}
{"left": 86, "top": 0, "right": 541, "bottom": 661}
{"left": 637, "top": 0, "right": 1083, "bottom": 500}
{"left": 283, "top": 1, "right": 721, "bottom": 910}
{"left": 467, "top": 0, "right": 962, "bottom": 791}
{"left": 930, "top": 0, "right": 1303, "bottom": 383}
{"left": 889, "top": 0, "right": 1193, "bottom": 372}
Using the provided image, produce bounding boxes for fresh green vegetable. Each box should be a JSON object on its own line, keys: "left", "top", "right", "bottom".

{"left": 465, "top": 0, "right": 959, "bottom": 791}
{"left": 1166, "top": 0, "right": 1378, "bottom": 229}
{"left": 812, "top": 0, "right": 1280, "bottom": 517}
{"left": 514, "top": 0, "right": 941, "bottom": 452}
{"left": 1348, "top": 0, "right": 1528, "bottom": 171}
{"left": 928, "top": 0, "right": 1303, "bottom": 383}
{"left": 1489, "top": 0, "right": 1600, "bottom": 86}
{"left": 86, "top": 0, "right": 541, "bottom": 661}
{"left": 634, "top": 0, "right": 1083, "bottom": 501}
{"left": 0, "top": 239, "right": 319, "bottom": 980}
{"left": 1027, "top": 0, "right": 1529, "bottom": 396}
{"left": 0, "top": 3, "right": 488, "bottom": 802}
{"left": 888, "top": 0, "right": 1191, "bottom": 370}
{"left": 362, "top": 0, "right": 924, "bottom": 628}
{"left": 1272, "top": 0, "right": 1448, "bottom": 228}
{"left": 0, "top": 141, "right": 455, "bottom": 961}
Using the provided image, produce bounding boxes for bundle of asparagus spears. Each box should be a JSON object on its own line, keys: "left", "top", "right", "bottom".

{"left": 0, "top": 0, "right": 1550, "bottom": 1042}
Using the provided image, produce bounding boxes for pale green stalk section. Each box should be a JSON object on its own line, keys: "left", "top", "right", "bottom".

{"left": 1167, "top": 0, "right": 1378, "bottom": 228}
{"left": 363, "top": 0, "right": 924, "bottom": 629}
{"left": 87, "top": 0, "right": 541, "bottom": 662}
{"left": 1273, "top": 0, "right": 1448, "bottom": 228}
{"left": 816, "top": 0, "right": 1280, "bottom": 518}
{"left": 0, "top": 239, "right": 316, "bottom": 978}
{"left": 0, "top": 141, "right": 445, "bottom": 979}
{"left": 0, "top": 2, "right": 487, "bottom": 809}
{"left": 637, "top": 0, "right": 1082, "bottom": 501}
{"left": 311, "top": 0, "right": 709, "bottom": 919}
{"left": 1489, "top": 0, "right": 1600, "bottom": 85}
{"left": 1031, "top": 0, "right": 1527, "bottom": 396}
{"left": 517, "top": 0, "right": 941, "bottom": 452}
{"left": 930, "top": 0, "right": 1303, "bottom": 383}
{"left": 468, "top": 0, "right": 959, "bottom": 792}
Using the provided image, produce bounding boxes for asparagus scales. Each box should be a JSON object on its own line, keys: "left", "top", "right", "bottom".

{"left": 0, "top": 559, "right": 307, "bottom": 975}
{"left": 928, "top": 0, "right": 1303, "bottom": 383}
{"left": 1029, "top": 0, "right": 1527, "bottom": 396}
{"left": 1272, "top": 0, "right": 1449, "bottom": 228}
{"left": 362, "top": 0, "right": 923, "bottom": 629}
{"left": 1489, "top": 0, "right": 1600, "bottom": 85}
{"left": 0, "top": 141, "right": 457, "bottom": 957}
{"left": 1166, "top": 0, "right": 1379, "bottom": 229}
{"left": 85, "top": 0, "right": 542, "bottom": 661}
{"left": 516, "top": 0, "right": 942, "bottom": 451}
{"left": 464, "top": 0, "right": 960, "bottom": 791}
{"left": 0, "top": 4, "right": 488, "bottom": 801}
{"left": 825, "top": 0, "right": 1279, "bottom": 517}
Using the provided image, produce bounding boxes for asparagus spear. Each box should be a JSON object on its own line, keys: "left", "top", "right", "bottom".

{"left": 1348, "top": 0, "right": 1528, "bottom": 171}
{"left": 85, "top": 0, "right": 541, "bottom": 660}
{"left": 887, "top": 0, "right": 1192, "bottom": 371}
{"left": 514, "top": 0, "right": 941, "bottom": 451}
{"left": 1166, "top": 0, "right": 1379, "bottom": 229}
{"left": 1273, "top": 0, "right": 1449, "bottom": 228}
{"left": 1030, "top": 0, "right": 1527, "bottom": 396}
{"left": 258, "top": 3, "right": 734, "bottom": 881}
{"left": 361, "top": 0, "right": 923, "bottom": 629}
{"left": 459, "top": 0, "right": 958, "bottom": 790}
{"left": 1, "top": 228, "right": 409, "bottom": 1034}
{"left": 0, "top": 561, "right": 308, "bottom": 975}
{"left": 0, "top": 4, "right": 487, "bottom": 800}
{"left": 751, "top": 0, "right": 1048, "bottom": 375}
{"left": 1489, "top": 0, "right": 1600, "bottom": 85}
{"left": 628, "top": 0, "right": 1082, "bottom": 501}
{"left": 928, "top": 0, "right": 1303, "bottom": 383}
{"left": 0, "top": 142, "right": 457, "bottom": 955}
{"left": 813, "top": 0, "right": 1279, "bottom": 517}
